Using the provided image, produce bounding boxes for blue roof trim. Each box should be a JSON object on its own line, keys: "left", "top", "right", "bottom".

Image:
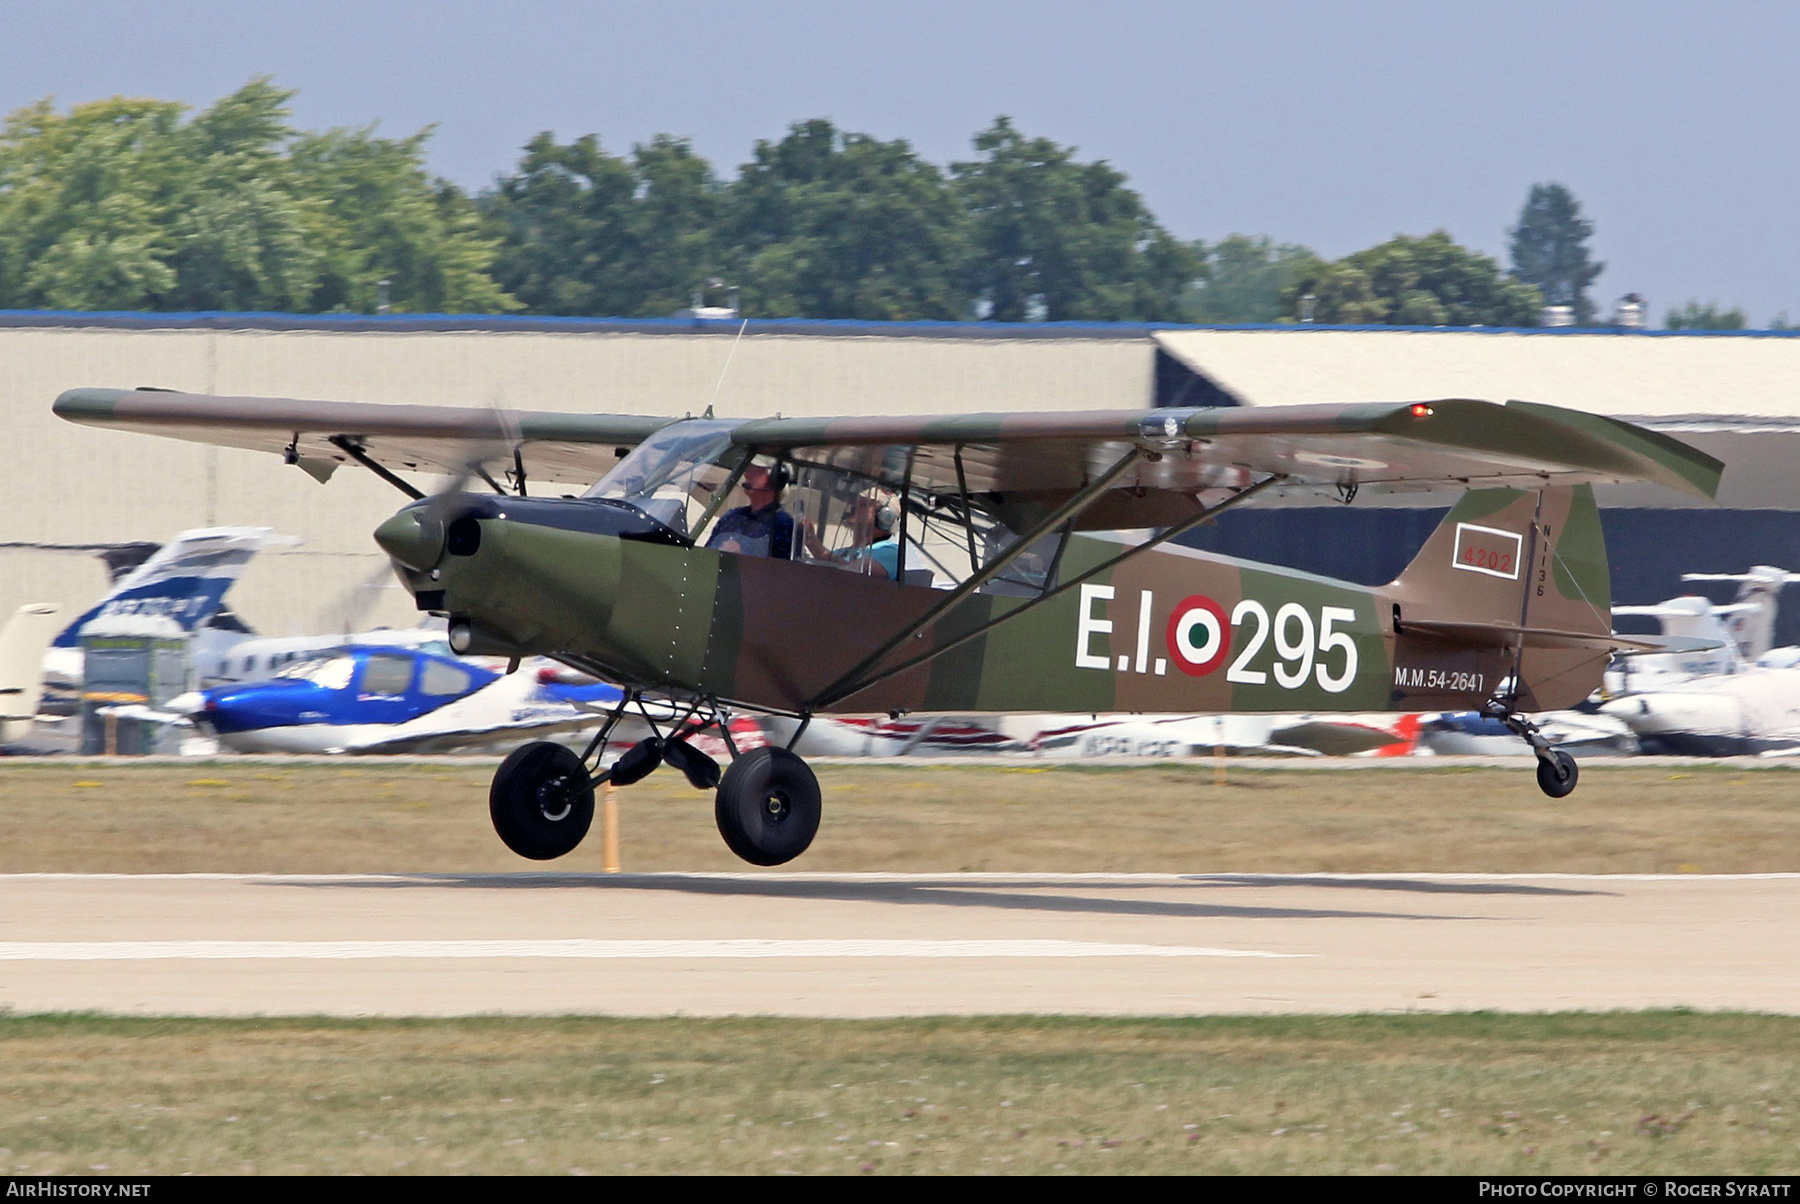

{"left": 0, "top": 310, "right": 1180, "bottom": 339}
{"left": 0, "top": 309, "right": 1794, "bottom": 338}
{"left": 1161, "top": 322, "right": 1800, "bottom": 338}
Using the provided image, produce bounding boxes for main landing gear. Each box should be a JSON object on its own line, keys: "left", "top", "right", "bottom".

{"left": 486, "top": 693, "right": 822, "bottom": 866}
{"left": 490, "top": 741, "right": 594, "bottom": 860}
{"left": 1482, "top": 701, "right": 1579, "bottom": 799}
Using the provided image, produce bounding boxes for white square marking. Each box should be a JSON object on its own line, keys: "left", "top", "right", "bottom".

{"left": 1452, "top": 522, "right": 1524, "bottom": 580}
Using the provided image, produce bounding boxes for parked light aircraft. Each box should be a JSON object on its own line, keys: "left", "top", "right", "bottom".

{"left": 1588, "top": 565, "right": 1800, "bottom": 754}
{"left": 1023, "top": 711, "right": 1420, "bottom": 759}
{"left": 767, "top": 707, "right": 1422, "bottom": 758}
{"left": 193, "top": 623, "right": 449, "bottom": 688}
{"left": 1600, "top": 656, "right": 1800, "bottom": 756}
{"left": 111, "top": 646, "right": 653, "bottom": 755}
{"left": 39, "top": 527, "right": 270, "bottom": 698}
{"left": 0, "top": 604, "right": 64, "bottom": 745}
{"left": 8, "top": 529, "right": 270, "bottom": 751}
{"left": 1413, "top": 708, "right": 1637, "bottom": 757}
{"left": 56, "top": 388, "right": 1722, "bottom": 864}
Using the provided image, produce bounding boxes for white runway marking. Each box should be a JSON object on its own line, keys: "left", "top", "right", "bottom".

{"left": 0, "top": 939, "right": 1304, "bottom": 961}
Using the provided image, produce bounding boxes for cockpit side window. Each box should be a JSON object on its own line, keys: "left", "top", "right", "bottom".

{"left": 360, "top": 654, "right": 414, "bottom": 696}
{"left": 419, "top": 660, "right": 472, "bottom": 697}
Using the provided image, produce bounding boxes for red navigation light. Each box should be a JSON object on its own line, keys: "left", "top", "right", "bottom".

{"left": 1410, "top": 403, "right": 1434, "bottom": 418}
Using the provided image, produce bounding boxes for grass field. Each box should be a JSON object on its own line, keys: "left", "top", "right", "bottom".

{"left": 0, "top": 760, "right": 1795, "bottom": 875}
{"left": 4, "top": 760, "right": 1797, "bottom": 1176}
{"left": 0, "top": 1012, "right": 1794, "bottom": 1175}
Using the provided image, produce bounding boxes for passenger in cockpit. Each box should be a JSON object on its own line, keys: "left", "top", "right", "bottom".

{"left": 804, "top": 489, "right": 900, "bottom": 579}
{"left": 706, "top": 464, "right": 796, "bottom": 559}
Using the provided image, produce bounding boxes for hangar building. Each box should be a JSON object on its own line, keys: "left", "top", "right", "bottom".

{"left": 5, "top": 313, "right": 1798, "bottom": 643}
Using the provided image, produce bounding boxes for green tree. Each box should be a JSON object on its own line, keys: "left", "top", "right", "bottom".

{"left": 1182, "top": 235, "right": 1317, "bottom": 323}
{"left": 484, "top": 132, "right": 720, "bottom": 316}
{"left": 951, "top": 117, "right": 1199, "bottom": 322}
{"left": 161, "top": 78, "right": 320, "bottom": 311}
{"left": 0, "top": 94, "right": 186, "bottom": 308}
{"left": 0, "top": 78, "right": 513, "bottom": 314}
{"left": 726, "top": 119, "right": 968, "bottom": 320}
{"left": 293, "top": 125, "right": 514, "bottom": 314}
{"left": 1285, "top": 231, "right": 1542, "bottom": 327}
{"left": 1665, "top": 300, "right": 1748, "bottom": 330}
{"left": 1508, "top": 183, "right": 1603, "bottom": 323}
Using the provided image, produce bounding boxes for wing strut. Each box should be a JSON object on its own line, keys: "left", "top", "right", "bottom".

{"left": 807, "top": 450, "right": 1146, "bottom": 711}
{"left": 813, "top": 472, "right": 1288, "bottom": 709}
{"left": 327, "top": 436, "right": 425, "bottom": 501}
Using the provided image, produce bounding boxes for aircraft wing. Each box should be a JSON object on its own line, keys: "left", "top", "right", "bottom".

{"left": 732, "top": 399, "right": 1721, "bottom": 526}
{"left": 56, "top": 389, "right": 1721, "bottom": 521}
{"left": 54, "top": 388, "right": 675, "bottom": 487}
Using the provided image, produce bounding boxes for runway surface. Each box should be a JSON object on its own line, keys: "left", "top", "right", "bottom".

{"left": 1, "top": 871, "right": 1796, "bottom": 1017}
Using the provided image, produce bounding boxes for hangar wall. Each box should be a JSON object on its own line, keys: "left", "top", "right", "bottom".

{"left": 1154, "top": 327, "right": 1800, "bottom": 418}
{"left": 1, "top": 317, "right": 1155, "bottom": 636}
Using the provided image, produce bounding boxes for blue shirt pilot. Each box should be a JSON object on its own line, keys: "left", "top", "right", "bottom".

{"left": 706, "top": 464, "right": 796, "bottom": 559}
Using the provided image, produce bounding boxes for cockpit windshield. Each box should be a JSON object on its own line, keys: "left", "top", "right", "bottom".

{"left": 582, "top": 420, "right": 743, "bottom": 536}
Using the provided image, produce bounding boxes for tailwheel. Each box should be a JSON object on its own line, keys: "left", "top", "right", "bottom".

{"left": 1535, "top": 749, "right": 1579, "bottom": 799}
{"left": 714, "top": 747, "right": 821, "bottom": 866}
{"left": 490, "top": 741, "right": 595, "bottom": 860}
{"left": 1484, "top": 700, "right": 1581, "bottom": 800}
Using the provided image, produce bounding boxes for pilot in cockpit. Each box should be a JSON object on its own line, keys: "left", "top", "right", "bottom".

{"left": 705, "top": 463, "right": 796, "bottom": 559}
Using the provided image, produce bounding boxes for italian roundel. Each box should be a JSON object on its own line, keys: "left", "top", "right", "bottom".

{"left": 1165, "top": 595, "right": 1230, "bottom": 676}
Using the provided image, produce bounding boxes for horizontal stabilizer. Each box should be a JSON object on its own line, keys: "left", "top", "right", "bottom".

{"left": 1608, "top": 634, "right": 1730, "bottom": 658}
{"left": 1402, "top": 618, "right": 1722, "bottom": 655}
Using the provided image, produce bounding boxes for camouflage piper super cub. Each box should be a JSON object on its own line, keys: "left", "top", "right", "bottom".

{"left": 55, "top": 388, "right": 1722, "bottom": 865}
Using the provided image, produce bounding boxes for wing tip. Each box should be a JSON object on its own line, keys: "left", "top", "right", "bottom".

{"left": 53, "top": 386, "right": 129, "bottom": 422}
{"left": 1504, "top": 399, "right": 1724, "bottom": 501}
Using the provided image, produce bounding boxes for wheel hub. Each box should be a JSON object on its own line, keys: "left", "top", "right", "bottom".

{"left": 537, "top": 775, "right": 574, "bottom": 822}
{"left": 763, "top": 790, "right": 790, "bottom": 822}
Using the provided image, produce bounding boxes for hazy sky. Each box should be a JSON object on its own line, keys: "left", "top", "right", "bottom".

{"left": 4, "top": 1, "right": 1796, "bottom": 323}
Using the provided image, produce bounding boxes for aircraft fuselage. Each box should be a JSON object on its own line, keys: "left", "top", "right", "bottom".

{"left": 378, "top": 486, "right": 1608, "bottom": 718}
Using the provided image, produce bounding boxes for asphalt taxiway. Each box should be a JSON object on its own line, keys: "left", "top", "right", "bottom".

{"left": 1, "top": 871, "right": 1795, "bottom": 1016}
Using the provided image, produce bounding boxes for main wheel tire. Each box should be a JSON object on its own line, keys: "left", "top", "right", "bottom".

{"left": 1536, "top": 749, "right": 1579, "bottom": 798}
{"left": 714, "top": 746, "right": 821, "bottom": 866}
{"left": 490, "top": 740, "right": 595, "bottom": 860}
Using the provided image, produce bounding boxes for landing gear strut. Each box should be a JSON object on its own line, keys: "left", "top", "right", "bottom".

{"left": 485, "top": 687, "right": 822, "bottom": 866}
{"left": 1483, "top": 701, "right": 1579, "bottom": 798}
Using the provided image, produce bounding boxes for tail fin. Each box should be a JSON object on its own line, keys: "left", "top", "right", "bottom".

{"left": 0, "top": 603, "right": 63, "bottom": 742}
{"left": 51, "top": 528, "right": 269, "bottom": 649}
{"left": 1391, "top": 485, "right": 1613, "bottom": 711}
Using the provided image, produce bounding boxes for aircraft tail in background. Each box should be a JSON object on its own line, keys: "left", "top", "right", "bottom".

{"left": 0, "top": 604, "right": 63, "bottom": 742}
{"left": 1678, "top": 566, "right": 1800, "bottom": 663}
{"left": 49, "top": 528, "right": 271, "bottom": 649}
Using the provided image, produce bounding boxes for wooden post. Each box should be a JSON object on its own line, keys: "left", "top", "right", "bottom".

{"left": 601, "top": 781, "right": 620, "bottom": 873}
{"left": 104, "top": 713, "right": 117, "bottom": 757}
